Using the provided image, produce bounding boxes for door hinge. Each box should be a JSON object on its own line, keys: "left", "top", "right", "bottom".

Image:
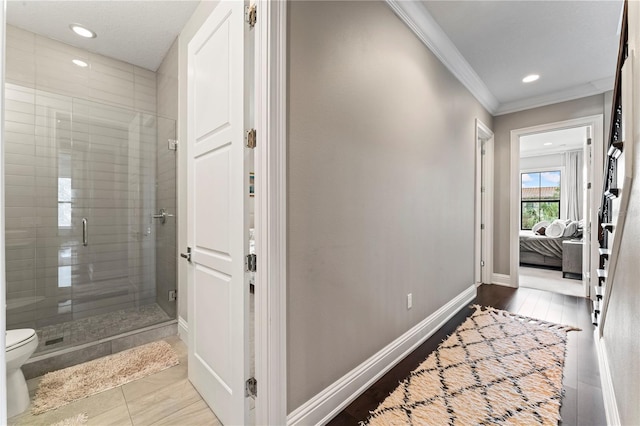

{"left": 587, "top": 182, "right": 592, "bottom": 189}
{"left": 481, "top": 260, "right": 485, "bottom": 267}
{"left": 481, "top": 149, "right": 486, "bottom": 155}
{"left": 246, "top": 128, "right": 257, "bottom": 149}
{"left": 587, "top": 137, "right": 592, "bottom": 145}
{"left": 480, "top": 224, "right": 485, "bottom": 230}
{"left": 245, "top": 377, "right": 257, "bottom": 397}
{"left": 246, "top": 254, "right": 257, "bottom": 272}
{"left": 245, "top": 4, "right": 257, "bottom": 28}
{"left": 168, "top": 139, "right": 178, "bottom": 151}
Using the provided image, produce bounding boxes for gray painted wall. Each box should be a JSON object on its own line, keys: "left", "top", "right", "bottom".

{"left": 492, "top": 94, "right": 608, "bottom": 275}
{"left": 287, "top": 1, "right": 492, "bottom": 412}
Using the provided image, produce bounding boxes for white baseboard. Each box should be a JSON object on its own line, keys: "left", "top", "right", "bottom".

{"left": 492, "top": 273, "right": 513, "bottom": 287}
{"left": 594, "top": 330, "right": 621, "bottom": 426}
{"left": 286, "top": 284, "right": 477, "bottom": 426}
{"left": 178, "top": 316, "right": 188, "bottom": 344}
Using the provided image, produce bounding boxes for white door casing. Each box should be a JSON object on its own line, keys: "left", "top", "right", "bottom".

{"left": 187, "top": 2, "right": 250, "bottom": 425}
{"left": 509, "top": 115, "right": 604, "bottom": 296}
{"left": 475, "top": 119, "right": 494, "bottom": 286}
{"left": 0, "top": 0, "right": 7, "bottom": 423}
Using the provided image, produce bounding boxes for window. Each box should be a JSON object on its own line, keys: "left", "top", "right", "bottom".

{"left": 521, "top": 171, "right": 561, "bottom": 230}
{"left": 58, "top": 152, "right": 72, "bottom": 229}
{"left": 58, "top": 177, "right": 72, "bottom": 228}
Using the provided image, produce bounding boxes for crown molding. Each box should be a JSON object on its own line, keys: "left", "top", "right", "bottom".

{"left": 386, "top": 1, "right": 615, "bottom": 117}
{"left": 495, "top": 77, "right": 615, "bottom": 116}
{"left": 386, "top": 0, "right": 499, "bottom": 114}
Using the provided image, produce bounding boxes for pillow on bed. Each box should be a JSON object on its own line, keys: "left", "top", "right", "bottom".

{"left": 546, "top": 220, "right": 566, "bottom": 238}
{"left": 532, "top": 221, "right": 550, "bottom": 234}
{"left": 564, "top": 221, "right": 579, "bottom": 237}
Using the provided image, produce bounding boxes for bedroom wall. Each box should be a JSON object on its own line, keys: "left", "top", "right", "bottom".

{"left": 601, "top": 2, "right": 640, "bottom": 423}
{"left": 492, "top": 94, "right": 608, "bottom": 275}
{"left": 287, "top": 0, "right": 492, "bottom": 413}
{"left": 520, "top": 153, "right": 564, "bottom": 170}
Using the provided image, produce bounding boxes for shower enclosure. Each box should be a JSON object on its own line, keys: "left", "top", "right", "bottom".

{"left": 5, "top": 83, "right": 177, "bottom": 356}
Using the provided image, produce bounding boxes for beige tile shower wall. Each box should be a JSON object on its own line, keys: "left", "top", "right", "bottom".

{"left": 155, "top": 38, "right": 179, "bottom": 318}
{"left": 5, "top": 85, "right": 159, "bottom": 329}
{"left": 4, "top": 24, "right": 159, "bottom": 329}
{"left": 5, "top": 85, "right": 37, "bottom": 328}
{"left": 6, "top": 25, "right": 157, "bottom": 112}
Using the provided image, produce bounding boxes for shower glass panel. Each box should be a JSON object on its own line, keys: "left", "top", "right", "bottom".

{"left": 5, "top": 84, "right": 176, "bottom": 355}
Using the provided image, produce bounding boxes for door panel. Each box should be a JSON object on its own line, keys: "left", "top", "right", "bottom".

{"left": 195, "top": 149, "right": 231, "bottom": 254}
{"left": 194, "top": 266, "right": 231, "bottom": 387}
{"left": 194, "top": 19, "right": 231, "bottom": 137}
{"left": 187, "top": 1, "right": 249, "bottom": 425}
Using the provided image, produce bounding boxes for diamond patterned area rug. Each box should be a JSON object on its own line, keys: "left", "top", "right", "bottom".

{"left": 365, "top": 306, "right": 579, "bottom": 425}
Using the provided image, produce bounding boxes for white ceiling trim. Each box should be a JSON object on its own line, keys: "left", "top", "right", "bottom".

{"left": 386, "top": 1, "right": 614, "bottom": 117}
{"left": 386, "top": 0, "right": 500, "bottom": 114}
{"left": 495, "top": 76, "right": 615, "bottom": 116}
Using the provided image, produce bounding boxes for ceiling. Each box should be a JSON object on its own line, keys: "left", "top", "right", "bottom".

{"left": 5, "top": 1, "right": 624, "bottom": 113}
{"left": 396, "top": 0, "right": 623, "bottom": 115}
{"left": 520, "top": 126, "right": 587, "bottom": 156}
{"left": 6, "top": 1, "right": 200, "bottom": 71}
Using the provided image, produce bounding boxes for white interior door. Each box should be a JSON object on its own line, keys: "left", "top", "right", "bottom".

{"left": 583, "top": 126, "right": 592, "bottom": 297}
{"left": 186, "top": 2, "right": 250, "bottom": 425}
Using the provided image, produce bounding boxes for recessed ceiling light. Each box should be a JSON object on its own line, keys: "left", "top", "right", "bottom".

{"left": 69, "top": 24, "right": 96, "bottom": 39}
{"left": 72, "top": 59, "right": 88, "bottom": 68}
{"left": 522, "top": 74, "right": 540, "bottom": 83}
{"left": 544, "top": 142, "right": 553, "bottom": 146}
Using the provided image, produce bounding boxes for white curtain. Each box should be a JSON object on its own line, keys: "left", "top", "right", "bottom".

{"left": 565, "top": 150, "right": 583, "bottom": 220}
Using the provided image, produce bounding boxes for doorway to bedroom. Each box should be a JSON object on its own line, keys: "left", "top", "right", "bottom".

{"left": 511, "top": 116, "right": 604, "bottom": 299}
{"left": 519, "top": 127, "right": 586, "bottom": 297}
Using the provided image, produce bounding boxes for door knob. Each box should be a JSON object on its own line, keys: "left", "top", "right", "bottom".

{"left": 180, "top": 247, "right": 192, "bottom": 263}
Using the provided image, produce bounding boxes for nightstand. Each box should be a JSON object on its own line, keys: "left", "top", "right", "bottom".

{"left": 562, "top": 240, "right": 584, "bottom": 280}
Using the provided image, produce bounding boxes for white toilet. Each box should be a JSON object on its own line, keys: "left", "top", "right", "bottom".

{"left": 6, "top": 329, "right": 38, "bottom": 418}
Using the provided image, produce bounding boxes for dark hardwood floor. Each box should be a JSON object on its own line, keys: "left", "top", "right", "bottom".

{"left": 328, "top": 284, "right": 606, "bottom": 426}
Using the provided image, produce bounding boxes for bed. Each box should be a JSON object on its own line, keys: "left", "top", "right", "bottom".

{"left": 519, "top": 230, "right": 567, "bottom": 268}
{"left": 519, "top": 219, "right": 584, "bottom": 269}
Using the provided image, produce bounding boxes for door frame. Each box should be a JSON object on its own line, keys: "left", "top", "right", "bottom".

{"left": 475, "top": 119, "right": 494, "bottom": 286}
{"left": 509, "top": 115, "right": 604, "bottom": 297}
{"left": 0, "top": 0, "right": 7, "bottom": 423}
{"left": 254, "top": 1, "right": 288, "bottom": 424}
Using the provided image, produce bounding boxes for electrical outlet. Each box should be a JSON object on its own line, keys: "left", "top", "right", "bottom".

{"left": 407, "top": 293, "right": 412, "bottom": 310}
{"left": 168, "top": 290, "right": 177, "bottom": 302}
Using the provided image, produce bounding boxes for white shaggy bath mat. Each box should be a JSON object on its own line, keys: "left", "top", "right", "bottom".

{"left": 50, "top": 413, "right": 88, "bottom": 426}
{"left": 33, "top": 340, "right": 179, "bottom": 414}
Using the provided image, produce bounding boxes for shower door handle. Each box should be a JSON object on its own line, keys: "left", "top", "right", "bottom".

{"left": 153, "top": 208, "right": 174, "bottom": 225}
{"left": 82, "top": 218, "right": 88, "bottom": 246}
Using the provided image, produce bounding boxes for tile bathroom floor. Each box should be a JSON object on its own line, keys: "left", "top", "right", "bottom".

{"left": 35, "top": 304, "right": 172, "bottom": 355}
{"left": 9, "top": 336, "right": 221, "bottom": 426}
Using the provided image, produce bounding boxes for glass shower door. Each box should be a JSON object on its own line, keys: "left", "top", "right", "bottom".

{"left": 6, "top": 85, "right": 176, "bottom": 355}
